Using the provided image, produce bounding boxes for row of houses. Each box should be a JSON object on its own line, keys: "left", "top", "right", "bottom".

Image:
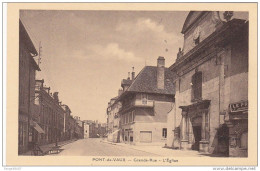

{"left": 84, "top": 120, "right": 107, "bottom": 138}
{"left": 18, "top": 19, "right": 85, "bottom": 154}
{"left": 106, "top": 11, "right": 248, "bottom": 157}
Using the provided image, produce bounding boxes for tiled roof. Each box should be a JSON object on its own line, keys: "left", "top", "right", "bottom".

{"left": 121, "top": 79, "right": 132, "bottom": 86}
{"left": 126, "top": 66, "right": 175, "bottom": 95}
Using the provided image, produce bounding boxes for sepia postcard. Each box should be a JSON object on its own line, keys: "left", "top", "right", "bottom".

{"left": 4, "top": 2, "right": 258, "bottom": 167}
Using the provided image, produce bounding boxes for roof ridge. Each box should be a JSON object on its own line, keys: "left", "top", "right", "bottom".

{"left": 126, "top": 66, "right": 147, "bottom": 91}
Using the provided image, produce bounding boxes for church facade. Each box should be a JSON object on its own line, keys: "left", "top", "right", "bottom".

{"left": 167, "top": 11, "right": 248, "bottom": 157}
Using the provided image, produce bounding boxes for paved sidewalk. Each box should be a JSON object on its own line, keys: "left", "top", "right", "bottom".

{"left": 22, "top": 139, "right": 77, "bottom": 156}
{"left": 100, "top": 139, "right": 211, "bottom": 157}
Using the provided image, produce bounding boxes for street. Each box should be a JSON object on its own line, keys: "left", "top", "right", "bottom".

{"left": 55, "top": 138, "right": 159, "bottom": 156}
{"left": 53, "top": 138, "right": 211, "bottom": 157}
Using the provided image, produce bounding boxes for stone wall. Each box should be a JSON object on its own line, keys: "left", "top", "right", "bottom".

{"left": 183, "top": 12, "right": 219, "bottom": 55}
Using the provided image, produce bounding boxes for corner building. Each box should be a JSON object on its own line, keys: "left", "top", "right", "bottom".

{"left": 119, "top": 57, "right": 175, "bottom": 145}
{"left": 19, "top": 20, "right": 40, "bottom": 154}
{"left": 167, "top": 11, "right": 248, "bottom": 157}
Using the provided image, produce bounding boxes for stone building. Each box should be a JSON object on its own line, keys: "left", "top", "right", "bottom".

{"left": 118, "top": 57, "right": 175, "bottom": 145}
{"left": 74, "top": 116, "right": 84, "bottom": 139}
{"left": 107, "top": 95, "right": 122, "bottom": 143}
{"left": 33, "top": 80, "right": 65, "bottom": 145}
{"left": 167, "top": 11, "right": 248, "bottom": 157}
{"left": 19, "top": 19, "right": 41, "bottom": 154}
{"left": 61, "top": 104, "right": 72, "bottom": 140}
{"left": 83, "top": 122, "right": 89, "bottom": 138}
{"left": 85, "top": 120, "right": 97, "bottom": 138}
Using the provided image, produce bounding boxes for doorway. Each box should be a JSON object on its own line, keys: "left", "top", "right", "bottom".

{"left": 192, "top": 126, "right": 201, "bottom": 151}
{"left": 191, "top": 116, "right": 202, "bottom": 151}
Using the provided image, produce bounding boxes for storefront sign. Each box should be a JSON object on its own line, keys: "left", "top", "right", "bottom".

{"left": 229, "top": 100, "right": 248, "bottom": 113}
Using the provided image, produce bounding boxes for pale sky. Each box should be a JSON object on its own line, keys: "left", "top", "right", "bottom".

{"left": 20, "top": 10, "right": 189, "bottom": 123}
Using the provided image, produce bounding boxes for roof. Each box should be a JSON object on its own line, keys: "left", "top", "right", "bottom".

{"left": 19, "top": 19, "right": 41, "bottom": 71}
{"left": 125, "top": 66, "right": 175, "bottom": 95}
{"left": 170, "top": 19, "right": 248, "bottom": 71}
{"left": 121, "top": 78, "right": 132, "bottom": 87}
{"left": 181, "top": 11, "right": 208, "bottom": 34}
{"left": 111, "top": 96, "right": 118, "bottom": 100}
{"left": 19, "top": 19, "right": 38, "bottom": 55}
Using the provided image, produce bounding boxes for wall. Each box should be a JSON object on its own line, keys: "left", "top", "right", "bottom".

{"left": 166, "top": 104, "right": 175, "bottom": 147}
{"left": 134, "top": 101, "right": 172, "bottom": 145}
{"left": 18, "top": 44, "right": 30, "bottom": 154}
{"left": 183, "top": 12, "right": 220, "bottom": 55}
{"left": 173, "top": 52, "right": 225, "bottom": 152}
{"left": 134, "top": 122, "right": 167, "bottom": 145}
{"left": 135, "top": 101, "right": 172, "bottom": 123}
{"left": 135, "top": 93, "right": 173, "bottom": 102}
{"left": 19, "top": 43, "right": 30, "bottom": 115}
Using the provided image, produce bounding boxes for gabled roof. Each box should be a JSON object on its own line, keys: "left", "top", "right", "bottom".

{"left": 170, "top": 19, "right": 248, "bottom": 71}
{"left": 181, "top": 11, "right": 208, "bottom": 34}
{"left": 125, "top": 66, "right": 175, "bottom": 95}
{"left": 19, "top": 19, "right": 38, "bottom": 56}
{"left": 19, "top": 19, "right": 41, "bottom": 71}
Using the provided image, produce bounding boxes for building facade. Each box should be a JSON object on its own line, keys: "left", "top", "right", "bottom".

{"left": 107, "top": 96, "right": 121, "bottom": 143}
{"left": 118, "top": 57, "right": 175, "bottom": 145}
{"left": 74, "top": 116, "right": 84, "bottom": 139}
{"left": 33, "top": 80, "right": 65, "bottom": 145}
{"left": 18, "top": 19, "right": 41, "bottom": 154}
{"left": 61, "top": 104, "right": 72, "bottom": 140}
{"left": 83, "top": 122, "right": 89, "bottom": 138}
{"left": 167, "top": 11, "right": 248, "bottom": 157}
{"left": 19, "top": 19, "right": 84, "bottom": 155}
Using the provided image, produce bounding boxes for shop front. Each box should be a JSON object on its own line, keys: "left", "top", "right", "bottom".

{"left": 225, "top": 100, "right": 248, "bottom": 157}
{"left": 29, "top": 120, "right": 45, "bottom": 149}
{"left": 122, "top": 128, "right": 134, "bottom": 144}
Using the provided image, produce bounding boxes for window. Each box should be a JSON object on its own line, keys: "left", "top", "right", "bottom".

{"left": 34, "top": 93, "right": 40, "bottom": 105}
{"left": 141, "top": 94, "right": 148, "bottom": 104}
{"left": 132, "top": 110, "right": 135, "bottom": 122}
{"left": 130, "top": 136, "right": 133, "bottom": 142}
{"left": 162, "top": 128, "right": 167, "bottom": 138}
{"left": 191, "top": 71, "right": 202, "bottom": 101}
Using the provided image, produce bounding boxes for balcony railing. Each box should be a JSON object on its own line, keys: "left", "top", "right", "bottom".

{"left": 119, "top": 99, "right": 154, "bottom": 113}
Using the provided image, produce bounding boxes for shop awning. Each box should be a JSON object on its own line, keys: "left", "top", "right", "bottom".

{"left": 30, "top": 120, "right": 45, "bottom": 134}
{"left": 111, "top": 129, "right": 119, "bottom": 135}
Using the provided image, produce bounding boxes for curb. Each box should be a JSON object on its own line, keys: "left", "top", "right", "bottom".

{"left": 100, "top": 140, "right": 161, "bottom": 156}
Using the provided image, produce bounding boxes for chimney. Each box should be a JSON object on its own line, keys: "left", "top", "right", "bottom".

{"left": 131, "top": 67, "right": 135, "bottom": 80}
{"left": 127, "top": 72, "right": 130, "bottom": 80}
{"left": 157, "top": 56, "right": 165, "bottom": 89}
{"left": 118, "top": 89, "right": 123, "bottom": 96}
{"left": 53, "top": 92, "right": 59, "bottom": 102}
